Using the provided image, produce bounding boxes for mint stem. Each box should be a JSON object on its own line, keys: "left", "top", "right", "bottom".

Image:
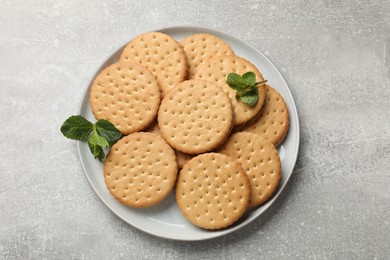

{"left": 255, "top": 80, "right": 268, "bottom": 85}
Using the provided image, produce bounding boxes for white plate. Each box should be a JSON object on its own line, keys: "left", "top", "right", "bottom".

{"left": 77, "top": 26, "right": 300, "bottom": 241}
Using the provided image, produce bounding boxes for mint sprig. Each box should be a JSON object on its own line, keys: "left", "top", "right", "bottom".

{"left": 226, "top": 72, "right": 267, "bottom": 106}
{"left": 61, "top": 115, "right": 122, "bottom": 161}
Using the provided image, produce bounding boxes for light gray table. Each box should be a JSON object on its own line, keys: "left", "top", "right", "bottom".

{"left": 1, "top": 0, "right": 389, "bottom": 259}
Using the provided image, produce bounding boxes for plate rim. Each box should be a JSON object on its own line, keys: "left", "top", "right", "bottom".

{"left": 76, "top": 25, "right": 300, "bottom": 241}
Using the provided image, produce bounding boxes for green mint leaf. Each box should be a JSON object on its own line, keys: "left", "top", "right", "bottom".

{"left": 95, "top": 119, "right": 122, "bottom": 142}
{"left": 108, "top": 140, "right": 119, "bottom": 147}
{"left": 61, "top": 115, "right": 93, "bottom": 141}
{"left": 226, "top": 72, "right": 247, "bottom": 90}
{"left": 87, "top": 125, "right": 109, "bottom": 161}
{"left": 227, "top": 71, "right": 266, "bottom": 107}
{"left": 88, "top": 140, "right": 105, "bottom": 161}
{"left": 240, "top": 88, "right": 259, "bottom": 106}
{"left": 89, "top": 127, "right": 109, "bottom": 148}
{"left": 61, "top": 115, "right": 123, "bottom": 161}
{"left": 242, "top": 72, "right": 256, "bottom": 86}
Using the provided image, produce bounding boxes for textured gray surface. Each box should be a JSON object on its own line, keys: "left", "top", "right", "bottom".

{"left": 1, "top": 0, "right": 389, "bottom": 259}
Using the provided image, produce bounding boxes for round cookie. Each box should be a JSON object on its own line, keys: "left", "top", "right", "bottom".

{"left": 104, "top": 132, "right": 178, "bottom": 208}
{"left": 235, "top": 85, "right": 289, "bottom": 146}
{"left": 180, "top": 33, "right": 234, "bottom": 78}
{"left": 145, "top": 120, "right": 194, "bottom": 169}
{"left": 176, "top": 153, "right": 250, "bottom": 229}
{"left": 194, "top": 55, "right": 266, "bottom": 126}
{"left": 119, "top": 32, "right": 188, "bottom": 96}
{"left": 158, "top": 79, "right": 233, "bottom": 154}
{"left": 218, "top": 132, "right": 281, "bottom": 207}
{"left": 90, "top": 62, "right": 161, "bottom": 135}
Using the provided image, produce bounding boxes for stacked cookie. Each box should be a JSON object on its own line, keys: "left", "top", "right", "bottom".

{"left": 89, "top": 31, "right": 289, "bottom": 230}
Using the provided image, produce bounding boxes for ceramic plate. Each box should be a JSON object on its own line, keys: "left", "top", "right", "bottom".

{"left": 77, "top": 26, "right": 300, "bottom": 241}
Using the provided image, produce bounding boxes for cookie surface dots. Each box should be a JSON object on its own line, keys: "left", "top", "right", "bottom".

{"left": 218, "top": 132, "right": 281, "bottom": 207}
{"left": 194, "top": 55, "right": 266, "bottom": 126}
{"left": 104, "top": 132, "right": 178, "bottom": 208}
{"left": 90, "top": 62, "right": 161, "bottom": 135}
{"left": 236, "top": 85, "right": 289, "bottom": 145}
{"left": 176, "top": 153, "right": 250, "bottom": 229}
{"left": 180, "top": 33, "right": 234, "bottom": 78}
{"left": 119, "top": 32, "right": 188, "bottom": 96}
{"left": 158, "top": 79, "right": 233, "bottom": 154}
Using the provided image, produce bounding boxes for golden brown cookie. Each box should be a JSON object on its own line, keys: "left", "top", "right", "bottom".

{"left": 158, "top": 79, "right": 233, "bottom": 154}
{"left": 194, "top": 55, "right": 266, "bottom": 126}
{"left": 176, "top": 153, "right": 250, "bottom": 229}
{"left": 145, "top": 120, "right": 194, "bottom": 169}
{"left": 235, "top": 85, "right": 289, "bottom": 145}
{"left": 119, "top": 32, "right": 188, "bottom": 96}
{"left": 90, "top": 62, "right": 161, "bottom": 135}
{"left": 104, "top": 132, "right": 178, "bottom": 208}
{"left": 218, "top": 132, "right": 281, "bottom": 207}
{"left": 180, "top": 33, "right": 234, "bottom": 78}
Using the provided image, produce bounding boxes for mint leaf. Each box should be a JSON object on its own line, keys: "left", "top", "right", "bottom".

{"left": 95, "top": 119, "right": 122, "bottom": 142}
{"left": 88, "top": 140, "right": 105, "bottom": 161}
{"left": 242, "top": 72, "right": 256, "bottom": 86}
{"left": 61, "top": 115, "right": 93, "bottom": 141}
{"left": 86, "top": 125, "right": 109, "bottom": 161}
{"left": 89, "top": 127, "right": 109, "bottom": 148}
{"left": 240, "top": 88, "right": 259, "bottom": 106}
{"left": 61, "top": 115, "right": 122, "bottom": 161}
{"left": 226, "top": 72, "right": 246, "bottom": 90}
{"left": 227, "top": 72, "right": 267, "bottom": 107}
